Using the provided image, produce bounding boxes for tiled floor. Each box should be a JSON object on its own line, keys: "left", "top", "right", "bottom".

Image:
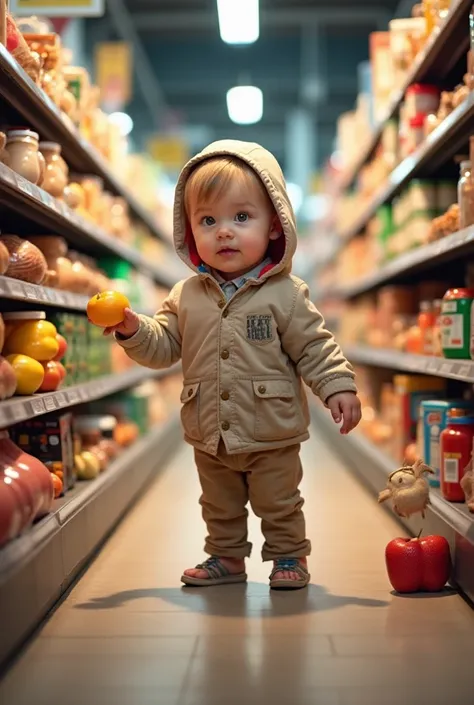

{"left": 1, "top": 426, "right": 474, "bottom": 705}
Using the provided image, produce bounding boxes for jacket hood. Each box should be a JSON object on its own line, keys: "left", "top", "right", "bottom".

{"left": 173, "top": 139, "right": 297, "bottom": 279}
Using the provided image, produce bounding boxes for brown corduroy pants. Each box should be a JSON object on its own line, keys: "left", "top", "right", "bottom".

{"left": 194, "top": 441, "right": 311, "bottom": 561}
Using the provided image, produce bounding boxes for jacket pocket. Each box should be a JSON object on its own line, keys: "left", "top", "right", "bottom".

{"left": 180, "top": 382, "right": 202, "bottom": 441}
{"left": 253, "top": 380, "right": 305, "bottom": 441}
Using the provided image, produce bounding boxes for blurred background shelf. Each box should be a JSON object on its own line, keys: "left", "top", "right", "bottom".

{"left": 338, "top": 0, "right": 473, "bottom": 191}
{"left": 345, "top": 346, "right": 474, "bottom": 383}
{"left": 0, "top": 44, "right": 170, "bottom": 246}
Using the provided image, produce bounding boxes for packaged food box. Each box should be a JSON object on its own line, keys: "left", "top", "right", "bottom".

{"left": 393, "top": 375, "right": 446, "bottom": 461}
{"left": 419, "top": 400, "right": 474, "bottom": 487}
{"left": 11, "top": 412, "right": 75, "bottom": 493}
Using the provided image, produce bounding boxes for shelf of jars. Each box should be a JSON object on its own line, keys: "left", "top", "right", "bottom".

{"left": 0, "top": 42, "right": 169, "bottom": 245}
{"left": 0, "top": 162, "right": 177, "bottom": 289}
{"left": 338, "top": 0, "right": 473, "bottom": 191}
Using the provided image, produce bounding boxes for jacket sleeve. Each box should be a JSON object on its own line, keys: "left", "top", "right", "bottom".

{"left": 114, "top": 283, "right": 182, "bottom": 369}
{"left": 280, "top": 281, "right": 357, "bottom": 402}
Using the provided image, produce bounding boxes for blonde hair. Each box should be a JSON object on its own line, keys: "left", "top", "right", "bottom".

{"left": 184, "top": 156, "right": 272, "bottom": 216}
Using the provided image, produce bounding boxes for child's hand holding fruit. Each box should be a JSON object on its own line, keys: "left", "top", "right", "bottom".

{"left": 87, "top": 291, "right": 140, "bottom": 339}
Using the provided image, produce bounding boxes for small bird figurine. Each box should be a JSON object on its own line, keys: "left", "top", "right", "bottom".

{"left": 378, "top": 459, "right": 433, "bottom": 519}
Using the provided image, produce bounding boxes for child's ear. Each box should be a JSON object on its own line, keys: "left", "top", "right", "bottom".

{"left": 269, "top": 215, "right": 282, "bottom": 241}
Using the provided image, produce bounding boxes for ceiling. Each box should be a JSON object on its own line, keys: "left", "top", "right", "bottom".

{"left": 87, "top": 0, "right": 406, "bottom": 171}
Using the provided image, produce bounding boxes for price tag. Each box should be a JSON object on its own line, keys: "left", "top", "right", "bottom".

{"left": 55, "top": 392, "right": 67, "bottom": 407}
{"left": 55, "top": 292, "right": 66, "bottom": 306}
{"left": 0, "top": 165, "right": 15, "bottom": 184}
{"left": 458, "top": 365, "right": 472, "bottom": 379}
{"left": 10, "top": 402, "right": 26, "bottom": 423}
{"left": 31, "top": 398, "right": 46, "bottom": 415}
{"left": 18, "top": 178, "right": 37, "bottom": 199}
{"left": 7, "top": 279, "right": 25, "bottom": 298}
{"left": 23, "top": 284, "right": 39, "bottom": 300}
{"left": 440, "top": 362, "right": 454, "bottom": 376}
{"left": 43, "top": 396, "right": 57, "bottom": 412}
{"left": 68, "top": 389, "right": 80, "bottom": 405}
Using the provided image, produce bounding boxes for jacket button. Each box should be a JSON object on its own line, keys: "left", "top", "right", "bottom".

{"left": 221, "top": 421, "right": 230, "bottom": 431}
{"left": 218, "top": 300, "right": 225, "bottom": 309}
{"left": 188, "top": 388, "right": 193, "bottom": 397}
{"left": 222, "top": 309, "right": 229, "bottom": 318}
{"left": 258, "top": 385, "right": 267, "bottom": 394}
{"left": 221, "top": 350, "right": 229, "bottom": 360}
{"left": 221, "top": 391, "right": 230, "bottom": 401}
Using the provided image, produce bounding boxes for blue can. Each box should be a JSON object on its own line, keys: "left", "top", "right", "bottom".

{"left": 420, "top": 400, "right": 474, "bottom": 487}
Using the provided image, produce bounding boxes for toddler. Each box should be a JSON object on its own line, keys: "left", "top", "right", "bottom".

{"left": 105, "top": 140, "right": 361, "bottom": 590}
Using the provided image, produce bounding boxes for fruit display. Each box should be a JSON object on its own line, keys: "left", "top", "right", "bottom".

{"left": 87, "top": 291, "right": 130, "bottom": 328}
{"left": 2, "top": 311, "right": 68, "bottom": 394}
{"left": 385, "top": 534, "right": 452, "bottom": 594}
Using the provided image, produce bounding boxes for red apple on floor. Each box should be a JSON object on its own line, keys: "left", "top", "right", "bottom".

{"left": 53, "top": 334, "right": 68, "bottom": 361}
{"left": 39, "top": 361, "right": 62, "bottom": 392}
{"left": 385, "top": 535, "right": 451, "bottom": 593}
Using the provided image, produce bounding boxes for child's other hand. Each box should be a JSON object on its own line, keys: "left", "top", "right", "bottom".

{"left": 326, "top": 392, "right": 362, "bottom": 435}
{"left": 103, "top": 308, "right": 140, "bottom": 339}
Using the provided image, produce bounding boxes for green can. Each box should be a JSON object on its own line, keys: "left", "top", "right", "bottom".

{"left": 441, "top": 288, "right": 474, "bottom": 359}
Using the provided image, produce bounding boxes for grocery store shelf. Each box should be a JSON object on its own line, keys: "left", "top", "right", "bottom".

{"left": 0, "top": 44, "right": 170, "bottom": 246}
{"left": 346, "top": 345, "right": 474, "bottom": 383}
{"left": 0, "top": 275, "right": 164, "bottom": 316}
{"left": 311, "top": 402, "right": 474, "bottom": 601}
{"left": 0, "top": 413, "right": 182, "bottom": 667}
{"left": 340, "top": 91, "right": 474, "bottom": 242}
{"left": 332, "top": 226, "right": 474, "bottom": 299}
{"left": 0, "top": 164, "right": 176, "bottom": 289}
{"left": 338, "top": 0, "right": 472, "bottom": 191}
{"left": 0, "top": 275, "right": 89, "bottom": 312}
{"left": 0, "top": 365, "right": 180, "bottom": 429}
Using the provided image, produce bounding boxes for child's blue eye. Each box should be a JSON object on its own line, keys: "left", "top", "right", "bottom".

{"left": 202, "top": 216, "right": 215, "bottom": 226}
{"left": 236, "top": 212, "right": 249, "bottom": 223}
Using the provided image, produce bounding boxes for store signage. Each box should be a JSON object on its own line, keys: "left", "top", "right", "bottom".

{"left": 9, "top": 0, "right": 105, "bottom": 18}
{"left": 147, "top": 136, "right": 189, "bottom": 170}
{"left": 95, "top": 41, "right": 132, "bottom": 110}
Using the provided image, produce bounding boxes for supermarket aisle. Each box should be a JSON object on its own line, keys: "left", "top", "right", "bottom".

{"left": 1, "top": 425, "right": 474, "bottom": 705}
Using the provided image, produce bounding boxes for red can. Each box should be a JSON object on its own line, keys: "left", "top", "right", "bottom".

{"left": 440, "top": 409, "right": 474, "bottom": 502}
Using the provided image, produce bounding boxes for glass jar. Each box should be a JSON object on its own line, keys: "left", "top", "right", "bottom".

{"left": 39, "top": 142, "right": 68, "bottom": 199}
{"left": 458, "top": 160, "right": 474, "bottom": 229}
{"left": 440, "top": 409, "right": 474, "bottom": 502}
{"left": 5, "top": 129, "right": 45, "bottom": 185}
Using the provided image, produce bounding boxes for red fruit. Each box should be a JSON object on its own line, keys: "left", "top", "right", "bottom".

{"left": 56, "top": 362, "right": 67, "bottom": 382}
{"left": 385, "top": 535, "right": 451, "bottom": 594}
{"left": 39, "top": 361, "right": 62, "bottom": 392}
{"left": 53, "top": 334, "right": 68, "bottom": 361}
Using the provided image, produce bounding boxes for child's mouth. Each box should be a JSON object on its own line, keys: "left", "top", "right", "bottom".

{"left": 217, "top": 248, "right": 238, "bottom": 256}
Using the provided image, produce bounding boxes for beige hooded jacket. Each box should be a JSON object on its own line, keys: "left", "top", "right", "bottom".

{"left": 117, "top": 140, "right": 356, "bottom": 455}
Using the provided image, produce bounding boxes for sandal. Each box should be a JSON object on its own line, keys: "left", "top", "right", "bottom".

{"left": 181, "top": 556, "right": 247, "bottom": 587}
{"left": 269, "top": 558, "right": 310, "bottom": 590}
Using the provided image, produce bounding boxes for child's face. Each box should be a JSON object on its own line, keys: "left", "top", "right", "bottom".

{"left": 188, "top": 178, "right": 281, "bottom": 281}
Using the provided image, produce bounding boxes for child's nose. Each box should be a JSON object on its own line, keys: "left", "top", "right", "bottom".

{"left": 217, "top": 226, "right": 234, "bottom": 239}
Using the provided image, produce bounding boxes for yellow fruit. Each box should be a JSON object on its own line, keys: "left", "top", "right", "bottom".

{"left": 6, "top": 354, "right": 45, "bottom": 395}
{"left": 4, "top": 320, "right": 59, "bottom": 361}
{"left": 87, "top": 291, "right": 130, "bottom": 328}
